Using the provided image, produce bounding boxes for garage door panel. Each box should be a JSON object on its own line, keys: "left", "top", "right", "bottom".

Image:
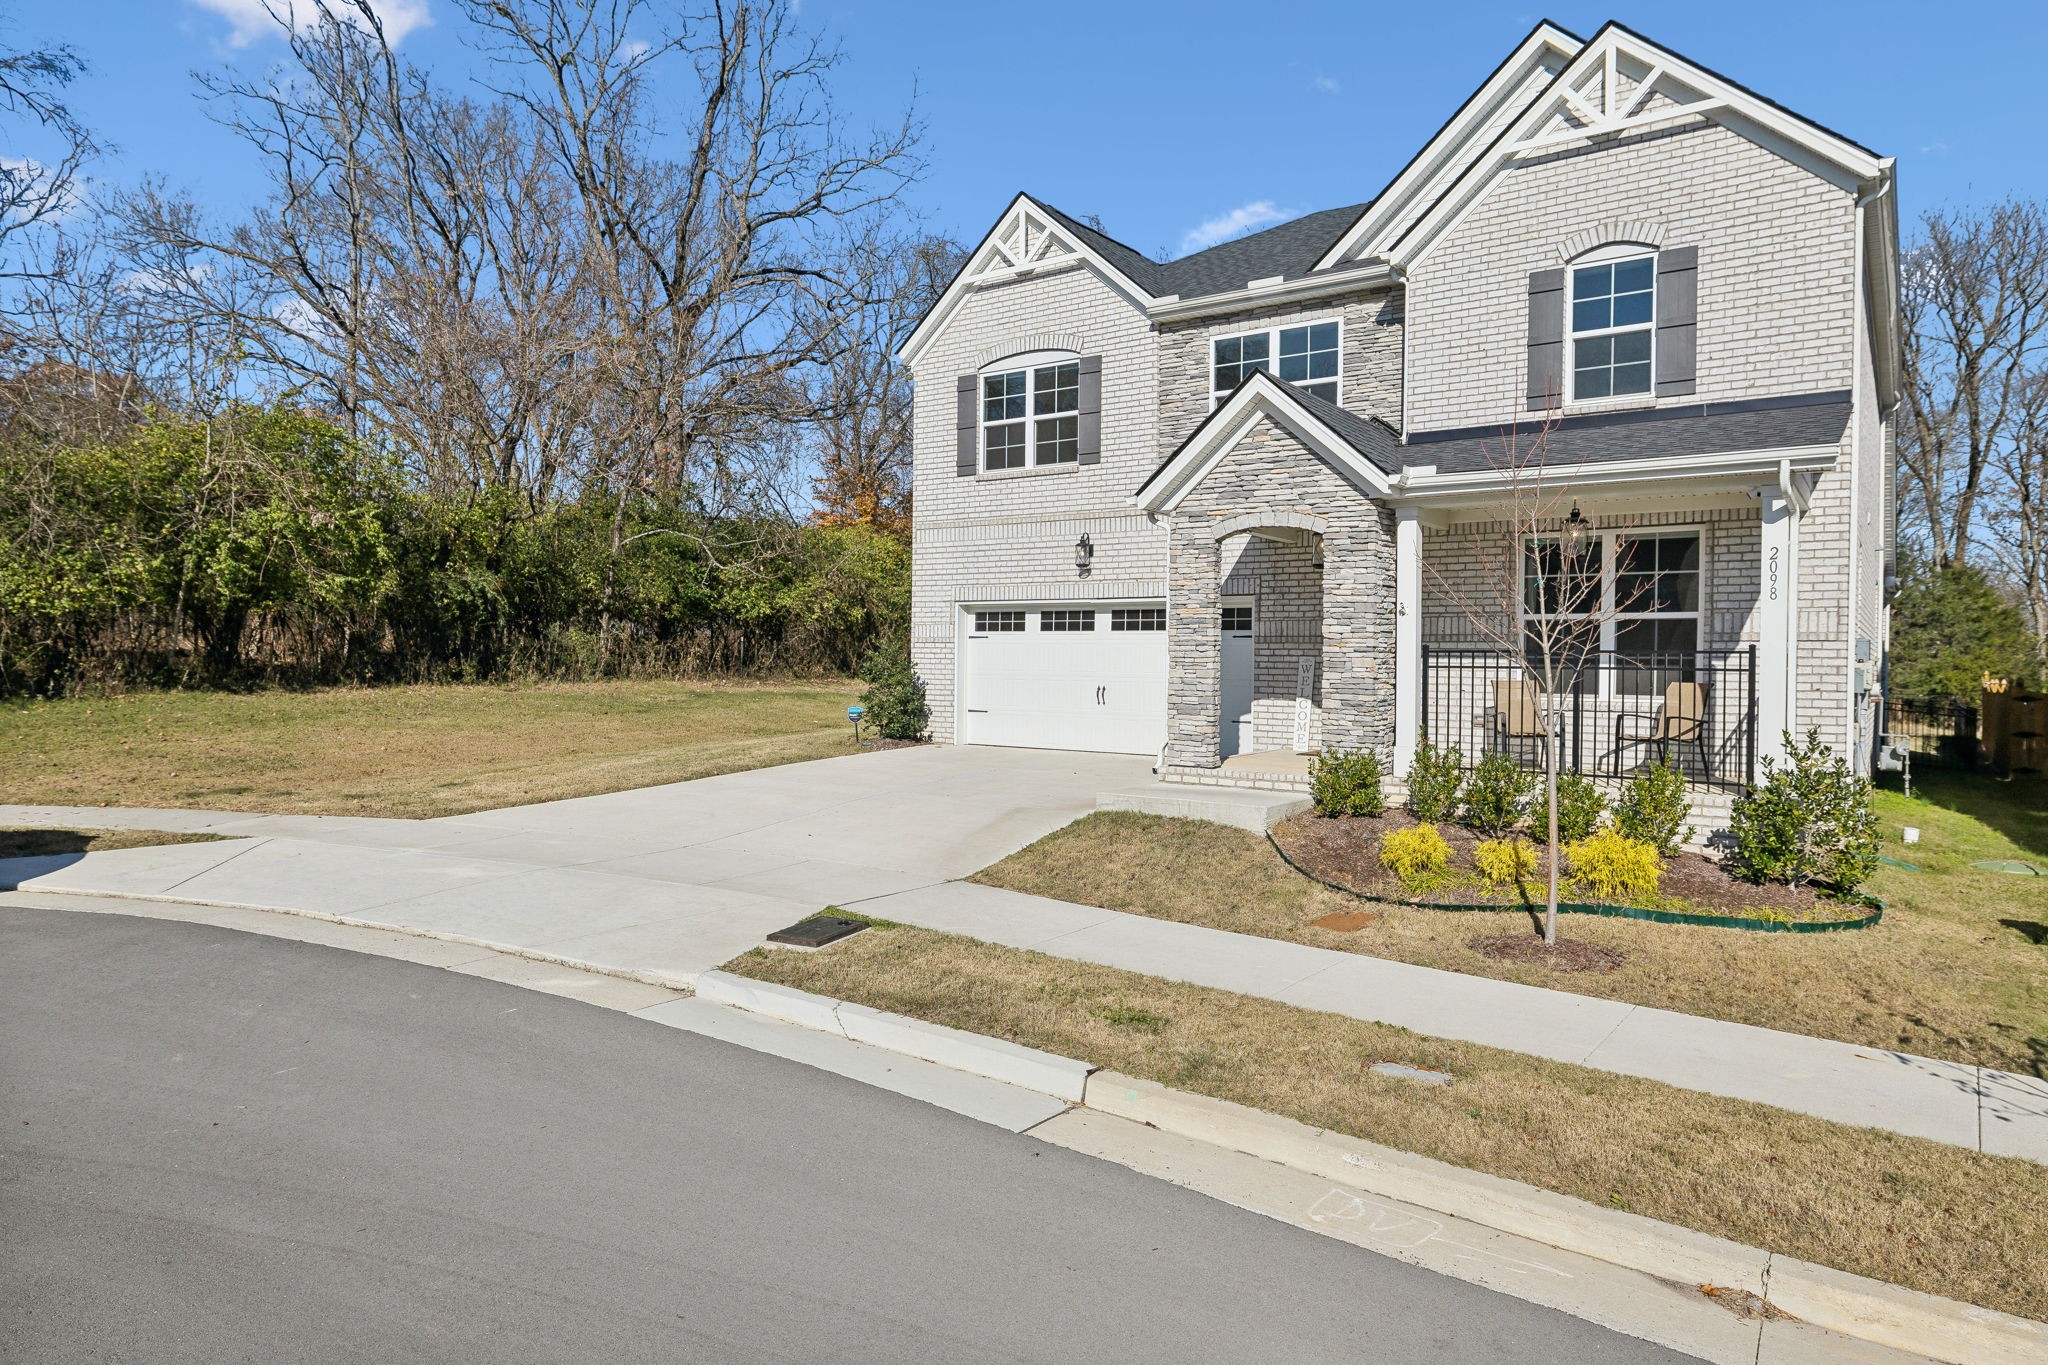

{"left": 961, "top": 607, "right": 1167, "bottom": 755}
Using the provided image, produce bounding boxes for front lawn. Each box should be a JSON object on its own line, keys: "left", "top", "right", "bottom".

{"left": 973, "top": 772, "right": 2048, "bottom": 1074}
{"left": 0, "top": 679, "right": 863, "bottom": 819}
{"left": 0, "top": 827, "right": 224, "bottom": 859}
{"left": 725, "top": 923, "right": 2048, "bottom": 1322}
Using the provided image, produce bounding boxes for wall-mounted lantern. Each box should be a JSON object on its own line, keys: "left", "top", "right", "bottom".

{"left": 1075, "top": 533, "right": 1094, "bottom": 574}
{"left": 1561, "top": 503, "right": 1590, "bottom": 561}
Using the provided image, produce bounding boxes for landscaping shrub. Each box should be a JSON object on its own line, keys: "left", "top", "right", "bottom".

{"left": 1404, "top": 740, "right": 1463, "bottom": 823}
{"left": 1473, "top": 836, "right": 1538, "bottom": 888}
{"left": 1310, "top": 747, "right": 1386, "bottom": 817}
{"left": 1379, "top": 822, "right": 1451, "bottom": 890}
{"left": 1532, "top": 769, "right": 1606, "bottom": 843}
{"left": 1727, "top": 728, "right": 1881, "bottom": 891}
{"left": 1460, "top": 752, "right": 1534, "bottom": 836}
{"left": 857, "top": 636, "right": 929, "bottom": 740}
{"left": 1566, "top": 828, "right": 1663, "bottom": 902}
{"left": 1612, "top": 759, "right": 1693, "bottom": 857}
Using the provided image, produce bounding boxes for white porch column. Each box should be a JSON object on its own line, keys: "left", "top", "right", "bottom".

{"left": 1757, "top": 483, "right": 1800, "bottom": 768}
{"left": 1393, "top": 505, "right": 1422, "bottom": 774}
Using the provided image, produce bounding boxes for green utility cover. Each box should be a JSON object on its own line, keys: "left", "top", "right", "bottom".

{"left": 1968, "top": 859, "right": 2042, "bottom": 875}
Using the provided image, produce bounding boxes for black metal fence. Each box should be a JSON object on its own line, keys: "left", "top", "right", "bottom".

{"left": 1884, "top": 696, "right": 1979, "bottom": 767}
{"left": 1420, "top": 645, "right": 1760, "bottom": 789}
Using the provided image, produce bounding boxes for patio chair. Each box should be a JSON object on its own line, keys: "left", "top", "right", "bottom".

{"left": 1492, "top": 678, "right": 1547, "bottom": 761}
{"left": 1611, "top": 680, "right": 1710, "bottom": 777}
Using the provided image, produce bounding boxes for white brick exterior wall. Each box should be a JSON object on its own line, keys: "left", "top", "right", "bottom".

{"left": 909, "top": 262, "right": 1164, "bottom": 742}
{"left": 1406, "top": 120, "right": 1856, "bottom": 432}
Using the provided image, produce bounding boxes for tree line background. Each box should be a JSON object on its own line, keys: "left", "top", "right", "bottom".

{"left": 4, "top": 0, "right": 2043, "bottom": 703}
{"left": 0, "top": 0, "right": 956, "bottom": 695}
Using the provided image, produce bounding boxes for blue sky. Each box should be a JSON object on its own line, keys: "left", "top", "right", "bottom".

{"left": 9, "top": 0, "right": 2044, "bottom": 257}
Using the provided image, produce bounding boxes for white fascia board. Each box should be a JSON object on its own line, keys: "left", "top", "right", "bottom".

{"left": 898, "top": 194, "right": 1158, "bottom": 367}
{"left": 1315, "top": 24, "right": 1584, "bottom": 271}
{"left": 1134, "top": 375, "right": 1394, "bottom": 514}
{"left": 1145, "top": 263, "right": 1396, "bottom": 323}
{"left": 1392, "top": 443, "right": 1839, "bottom": 504}
{"left": 1387, "top": 27, "right": 1889, "bottom": 272}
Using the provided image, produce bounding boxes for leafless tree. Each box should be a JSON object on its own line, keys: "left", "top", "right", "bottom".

{"left": 1422, "top": 410, "right": 1655, "bottom": 944}
{"left": 1899, "top": 199, "right": 2048, "bottom": 568}
{"left": 809, "top": 230, "right": 960, "bottom": 535}
{"left": 0, "top": 29, "right": 98, "bottom": 285}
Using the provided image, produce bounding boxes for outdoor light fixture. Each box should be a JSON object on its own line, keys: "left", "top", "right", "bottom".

{"left": 1075, "top": 532, "right": 1094, "bottom": 572}
{"left": 1562, "top": 503, "right": 1590, "bottom": 560}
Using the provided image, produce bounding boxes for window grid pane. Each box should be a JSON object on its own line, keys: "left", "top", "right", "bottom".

{"left": 1039, "top": 609, "right": 1096, "bottom": 632}
{"left": 1111, "top": 607, "right": 1165, "bottom": 631}
{"left": 972, "top": 610, "right": 1024, "bottom": 633}
{"left": 984, "top": 421, "right": 1026, "bottom": 470}
{"left": 1570, "top": 256, "right": 1655, "bottom": 399}
{"left": 1033, "top": 414, "right": 1078, "bottom": 465}
{"left": 1221, "top": 606, "right": 1252, "bottom": 633}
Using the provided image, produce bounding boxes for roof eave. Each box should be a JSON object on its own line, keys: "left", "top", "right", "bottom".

{"left": 1146, "top": 261, "right": 1399, "bottom": 323}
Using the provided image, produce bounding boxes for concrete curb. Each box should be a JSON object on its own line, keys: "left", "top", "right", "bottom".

{"left": 1083, "top": 1070, "right": 2046, "bottom": 1365}
{"left": 693, "top": 970, "right": 1094, "bottom": 1102}
{"left": 697, "top": 971, "right": 2043, "bottom": 1365}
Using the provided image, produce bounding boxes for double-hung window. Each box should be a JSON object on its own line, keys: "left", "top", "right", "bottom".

{"left": 1568, "top": 251, "right": 1655, "bottom": 401}
{"left": 983, "top": 360, "right": 1079, "bottom": 470}
{"left": 1520, "top": 530, "right": 1701, "bottom": 696}
{"left": 1211, "top": 321, "right": 1340, "bottom": 407}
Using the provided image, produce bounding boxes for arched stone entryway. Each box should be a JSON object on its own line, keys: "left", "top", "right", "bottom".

{"left": 1161, "top": 420, "right": 1397, "bottom": 770}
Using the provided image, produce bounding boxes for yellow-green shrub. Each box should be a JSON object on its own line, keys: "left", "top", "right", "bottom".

{"left": 1379, "top": 823, "right": 1451, "bottom": 890}
{"left": 1566, "top": 827, "right": 1662, "bottom": 902}
{"left": 1473, "top": 837, "right": 1537, "bottom": 887}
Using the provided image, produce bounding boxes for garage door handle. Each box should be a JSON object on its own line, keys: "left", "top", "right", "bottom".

{"left": 1096, "top": 686, "right": 1106, "bottom": 705}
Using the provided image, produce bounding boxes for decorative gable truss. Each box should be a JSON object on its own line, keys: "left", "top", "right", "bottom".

{"left": 899, "top": 194, "right": 1157, "bottom": 368}
{"left": 963, "top": 202, "right": 1079, "bottom": 285}
{"left": 1380, "top": 23, "right": 1892, "bottom": 272}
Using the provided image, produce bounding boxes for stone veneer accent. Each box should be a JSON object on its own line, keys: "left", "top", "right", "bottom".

{"left": 1165, "top": 418, "right": 1395, "bottom": 769}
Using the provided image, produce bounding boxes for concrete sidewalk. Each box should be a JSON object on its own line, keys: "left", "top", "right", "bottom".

{"left": 4, "top": 743, "right": 2045, "bottom": 1162}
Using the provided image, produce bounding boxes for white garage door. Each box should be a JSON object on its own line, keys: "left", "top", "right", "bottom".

{"left": 961, "top": 605, "right": 1167, "bottom": 755}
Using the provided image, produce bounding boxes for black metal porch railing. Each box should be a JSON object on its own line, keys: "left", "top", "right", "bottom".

{"left": 1420, "top": 645, "right": 1760, "bottom": 789}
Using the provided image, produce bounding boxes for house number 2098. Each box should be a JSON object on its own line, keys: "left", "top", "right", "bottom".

{"left": 1767, "top": 546, "right": 1781, "bottom": 601}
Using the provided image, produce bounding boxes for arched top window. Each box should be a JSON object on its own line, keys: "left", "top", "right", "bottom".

{"left": 1566, "top": 242, "right": 1657, "bottom": 401}
{"left": 979, "top": 350, "right": 1081, "bottom": 470}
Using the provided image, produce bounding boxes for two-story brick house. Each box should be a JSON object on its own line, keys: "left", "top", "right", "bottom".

{"left": 900, "top": 21, "right": 1898, "bottom": 799}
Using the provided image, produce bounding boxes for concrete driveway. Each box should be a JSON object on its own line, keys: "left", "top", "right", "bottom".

{"left": 2, "top": 745, "right": 1148, "bottom": 983}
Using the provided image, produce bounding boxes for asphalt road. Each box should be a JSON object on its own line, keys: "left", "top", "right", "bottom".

{"left": 2, "top": 907, "right": 1698, "bottom": 1363}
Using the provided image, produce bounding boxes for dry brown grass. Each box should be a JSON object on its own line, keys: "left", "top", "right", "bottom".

{"left": 973, "top": 807, "right": 2048, "bottom": 1075}
{"left": 0, "top": 679, "right": 863, "bottom": 818}
{"left": 726, "top": 923, "right": 2048, "bottom": 1322}
{"left": 0, "top": 827, "right": 224, "bottom": 859}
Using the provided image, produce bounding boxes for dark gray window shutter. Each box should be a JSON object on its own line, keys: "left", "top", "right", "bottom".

{"left": 955, "top": 374, "right": 979, "bottom": 476}
{"left": 1076, "top": 354, "right": 1103, "bottom": 465}
{"left": 1656, "top": 246, "right": 1698, "bottom": 397}
{"left": 1525, "top": 268, "right": 1565, "bottom": 412}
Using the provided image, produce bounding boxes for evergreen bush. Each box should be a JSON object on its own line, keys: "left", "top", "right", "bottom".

{"left": 1404, "top": 740, "right": 1464, "bottom": 823}
{"left": 1379, "top": 823, "right": 1451, "bottom": 890}
{"left": 1566, "top": 828, "right": 1663, "bottom": 902}
{"left": 1728, "top": 729, "right": 1880, "bottom": 891}
{"left": 1532, "top": 769, "right": 1607, "bottom": 843}
{"left": 1612, "top": 758, "right": 1693, "bottom": 857}
{"left": 857, "top": 636, "right": 929, "bottom": 741}
{"left": 1309, "top": 747, "right": 1386, "bottom": 817}
{"left": 1460, "top": 752, "right": 1534, "bottom": 836}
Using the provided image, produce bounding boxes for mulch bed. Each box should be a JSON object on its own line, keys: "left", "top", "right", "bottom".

{"left": 861, "top": 738, "right": 927, "bottom": 752}
{"left": 1271, "top": 809, "right": 1837, "bottom": 921}
{"left": 1467, "top": 932, "right": 1626, "bottom": 974}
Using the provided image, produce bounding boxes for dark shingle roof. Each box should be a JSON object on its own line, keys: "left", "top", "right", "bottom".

{"left": 1032, "top": 196, "right": 1373, "bottom": 303}
{"left": 1287, "top": 383, "right": 1404, "bottom": 475}
{"left": 1404, "top": 392, "right": 1853, "bottom": 473}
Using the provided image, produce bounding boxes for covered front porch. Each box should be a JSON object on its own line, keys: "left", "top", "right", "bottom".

{"left": 1135, "top": 372, "right": 1831, "bottom": 804}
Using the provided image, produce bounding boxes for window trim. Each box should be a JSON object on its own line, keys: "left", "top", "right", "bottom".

{"left": 980, "top": 350, "right": 1082, "bottom": 472}
{"left": 1517, "top": 526, "right": 1703, "bottom": 699}
{"left": 1564, "top": 246, "right": 1657, "bottom": 406}
{"left": 1209, "top": 317, "right": 1344, "bottom": 409}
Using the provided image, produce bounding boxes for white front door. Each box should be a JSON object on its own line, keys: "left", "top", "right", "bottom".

{"left": 1220, "top": 599, "right": 1254, "bottom": 757}
{"left": 960, "top": 605, "right": 1167, "bottom": 755}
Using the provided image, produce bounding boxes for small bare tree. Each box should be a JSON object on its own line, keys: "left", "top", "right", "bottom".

{"left": 1422, "top": 409, "right": 1655, "bottom": 945}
